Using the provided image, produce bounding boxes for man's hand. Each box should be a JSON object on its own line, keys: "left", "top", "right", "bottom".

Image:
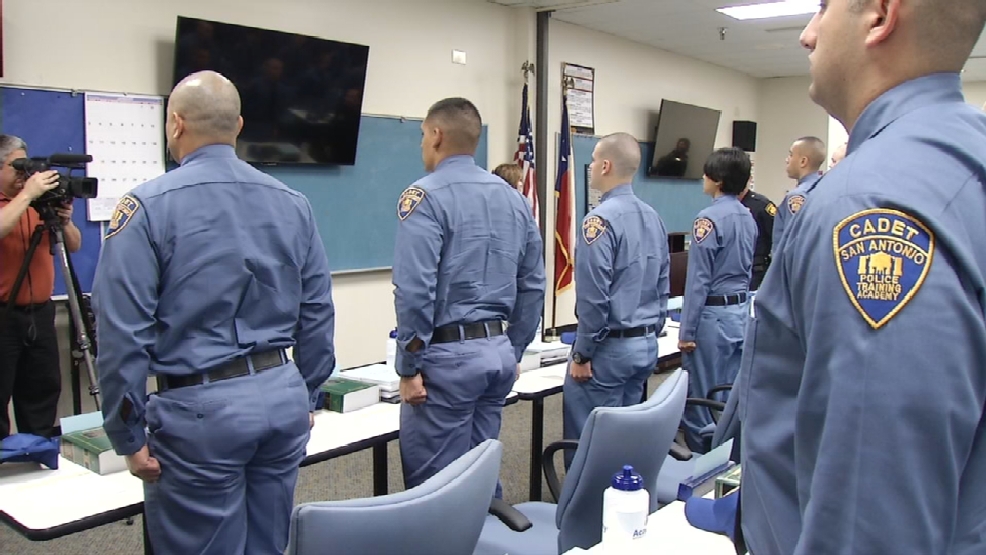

{"left": 309, "top": 412, "right": 315, "bottom": 430}
{"left": 570, "top": 361, "right": 592, "bottom": 383}
{"left": 125, "top": 445, "right": 161, "bottom": 483}
{"left": 516, "top": 364, "right": 522, "bottom": 379}
{"left": 56, "top": 202, "right": 73, "bottom": 226}
{"left": 400, "top": 374, "right": 427, "bottom": 405}
{"left": 678, "top": 340, "right": 697, "bottom": 353}
{"left": 21, "top": 170, "right": 59, "bottom": 201}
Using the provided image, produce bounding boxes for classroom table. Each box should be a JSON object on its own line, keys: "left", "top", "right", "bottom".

{"left": 511, "top": 324, "right": 681, "bottom": 501}
{"left": 564, "top": 492, "right": 735, "bottom": 554}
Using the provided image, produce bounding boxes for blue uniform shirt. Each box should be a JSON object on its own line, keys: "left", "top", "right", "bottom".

{"left": 573, "top": 183, "right": 669, "bottom": 358}
{"left": 93, "top": 145, "right": 336, "bottom": 456}
{"left": 679, "top": 195, "right": 756, "bottom": 342}
{"left": 392, "top": 155, "right": 545, "bottom": 377}
{"left": 771, "top": 172, "right": 822, "bottom": 257}
{"left": 739, "top": 73, "right": 986, "bottom": 554}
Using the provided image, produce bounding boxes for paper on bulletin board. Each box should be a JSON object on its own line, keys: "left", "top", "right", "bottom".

{"left": 84, "top": 93, "right": 167, "bottom": 221}
{"left": 563, "top": 62, "right": 595, "bottom": 133}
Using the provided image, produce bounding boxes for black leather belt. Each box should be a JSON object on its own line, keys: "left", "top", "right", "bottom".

{"left": 155, "top": 349, "right": 287, "bottom": 391}
{"left": 432, "top": 320, "right": 505, "bottom": 344}
{"left": 706, "top": 293, "right": 748, "bottom": 306}
{"left": 608, "top": 325, "right": 657, "bottom": 338}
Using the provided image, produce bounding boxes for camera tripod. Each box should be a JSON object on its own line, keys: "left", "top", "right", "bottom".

{"left": 5, "top": 206, "right": 100, "bottom": 410}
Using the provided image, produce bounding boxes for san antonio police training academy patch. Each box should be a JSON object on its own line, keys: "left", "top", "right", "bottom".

{"left": 397, "top": 187, "right": 425, "bottom": 221}
{"left": 582, "top": 216, "right": 606, "bottom": 245}
{"left": 693, "top": 217, "right": 714, "bottom": 244}
{"left": 765, "top": 202, "right": 777, "bottom": 217}
{"left": 833, "top": 208, "right": 935, "bottom": 329}
{"left": 105, "top": 195, "right": 140, "bottom": 239}
{"left": 787, "top": 194, "right": 805, "bottom": 215}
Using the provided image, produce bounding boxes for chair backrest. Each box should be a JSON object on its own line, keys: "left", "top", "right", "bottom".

{"left": 285, "top": 439, "right": 503, "bottom": 555}
{"left": 555, "top": 368, "right": 688, "bottom": 553}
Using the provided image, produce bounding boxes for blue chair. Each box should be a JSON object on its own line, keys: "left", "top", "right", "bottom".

{"left": 285, "top": 439, "right": 503, "bottom": 555}
{"left": 476, "top": 369, "right": 688, "bottom": 555}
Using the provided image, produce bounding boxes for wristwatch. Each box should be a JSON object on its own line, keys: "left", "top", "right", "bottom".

{"left": 572, "top": 352, "right": 591, "bottom": 364}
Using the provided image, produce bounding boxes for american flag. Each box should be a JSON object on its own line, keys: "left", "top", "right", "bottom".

{"left": 554, "top": 89, "right": 576, "bottom": 295}
{"left": 514, "top": 83, "right": 539, "bottom": 223}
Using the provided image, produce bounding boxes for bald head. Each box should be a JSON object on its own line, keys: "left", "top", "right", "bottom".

{"left": 830, "top": 142, "right": 847, "bottom": 168}
{"left": 596, "top": 132, "right": 641, "bottom": 179}
{"left": 793, "top": 136, "right": 827, "bottom": 171}
{"left": 169, "top": 71, "right": 242, "bottom": 139}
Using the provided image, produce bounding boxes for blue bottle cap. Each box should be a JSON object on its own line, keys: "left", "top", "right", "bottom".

{"left": 612, "top": 465, "right": 644, "bottom": 491}
{"left": 389, "top": 329, "right": 398, "bottom": 339}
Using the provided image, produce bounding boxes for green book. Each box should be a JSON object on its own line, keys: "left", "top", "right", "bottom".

{"left": 60, "top": 427, "right": 127, "bottom": 475}
{"left": 320, "top": 378, "right": 380, "bottom": 413}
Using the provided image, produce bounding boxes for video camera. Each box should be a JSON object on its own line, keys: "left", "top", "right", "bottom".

{"left": 11, "top": 153, "right": 98, "bottom": 212}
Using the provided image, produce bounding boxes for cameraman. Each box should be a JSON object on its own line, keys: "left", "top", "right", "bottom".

{"left": 0, "top": 134, "right": 81, "bottom": 440}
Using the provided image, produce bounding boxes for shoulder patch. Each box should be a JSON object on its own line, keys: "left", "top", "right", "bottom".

{"left": 582, "top": 215, "right": 607, "bottom": 245}
{"left": 397, "top": 187, "right": 425, "bottom": 221}
{"left": 104, "top": 195, "right": 141, "bottom": 239}
{"left": 787, "top": 194, "right": 806, "bottom": 215}
{"left": 692, "top": 217, "right": 714, "bottom": 244}
{"left": 833, "top": 209, "right": 935, "bottom": 329}
{"left": 765, "top": 202, "right": 777, "bottom": 217}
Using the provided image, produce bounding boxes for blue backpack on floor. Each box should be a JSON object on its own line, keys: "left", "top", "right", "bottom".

{"left": 0, "top": 433, "right": 60, "bottom": 470}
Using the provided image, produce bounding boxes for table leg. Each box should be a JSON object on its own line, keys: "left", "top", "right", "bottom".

{"left": 529, "top": 397, "right": 545, "bottom": 502}
{"left": 142, "top": 511, "right": 154, "bottom": 555}
{"left": 372, "top": 442, "right": 388, "bottom": 496}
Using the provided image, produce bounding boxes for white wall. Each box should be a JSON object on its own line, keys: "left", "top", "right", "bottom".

{"left": 753, "top": 75, "right": 829, "bottom": 203}
{"left": 542, "top": 19, "right": 761, "bottom": 326}
{"left": 961, "top": 81, "right": 986, "bottom": 110}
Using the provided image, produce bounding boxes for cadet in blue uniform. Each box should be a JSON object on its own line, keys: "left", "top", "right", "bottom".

{"left": 564, "top": 132, "right": 670, "bottom": 449}
{"left": 739, "top": 1, "right": 986, "bottom": 553}
{"left": 393, "top": 97, "right": 544, "bottom": 494}
{"left": 771, "top": 136, "right": 826, "bottom": 255}
{"left": 93, "top": 71, "right": 336, "bottom": 555}
{"left": 679, "top": 147, "right": 756, "bottom": 453}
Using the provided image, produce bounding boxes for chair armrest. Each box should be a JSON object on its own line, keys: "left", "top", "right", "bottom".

{"left": 488, "top": 497, "right": 533, "bottom": 532}
{"left": 706, "top": 384, "right": 733, "bottom": 401}
{"left": 686, "top": 397, "right": 727, "bottom": 424}
{"left": 542, "top": 439, "right": 580, "bottom": 502}
{"left": 669, "top": 442, "right": 693, "bottom": 461}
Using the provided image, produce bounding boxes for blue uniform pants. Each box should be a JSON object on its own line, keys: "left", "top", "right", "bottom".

{"left": 562, "top": 334, "right": 659, "bottom": 465}
{"left": 400, "top": 334, "right": 516, "bottom": 496}
{"left": 144, "top": 363, "right": 311, "bottom": 555}
{"left": 681, "top": 304, "right": 746, "bottom": 453}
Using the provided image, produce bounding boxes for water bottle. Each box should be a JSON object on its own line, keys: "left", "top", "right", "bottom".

{"left": 601, "top": 465, "right": 649, "bottom": 548}
{"left": 386, "top": 329, "right": 398, "bottom": 369}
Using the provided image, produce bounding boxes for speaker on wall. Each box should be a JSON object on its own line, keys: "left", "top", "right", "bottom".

{"left": 733, "top": 120, "right": 757, "bottom": 152}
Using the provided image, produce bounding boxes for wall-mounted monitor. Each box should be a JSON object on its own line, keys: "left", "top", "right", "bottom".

{"left": 648, "top": 99, "right": 722, "bottom": 180}
{"left": 172, "top": 16, "right": 370, "bottom": 166}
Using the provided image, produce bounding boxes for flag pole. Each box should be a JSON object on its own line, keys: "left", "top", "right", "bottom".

{"left": 552, "top": 75, "right": 576, "bottom": 331}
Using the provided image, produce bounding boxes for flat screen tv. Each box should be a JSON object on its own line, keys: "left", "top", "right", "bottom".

{"left": 172, "top": 16, "right": 370, "bottom": 165}
{"left": 648, "top": 99, "right": 722, "bottom": 180}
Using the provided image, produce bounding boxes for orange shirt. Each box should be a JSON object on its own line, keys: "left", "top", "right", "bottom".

{"left": 0, "top": 193, "right": 55, "bottom": 305}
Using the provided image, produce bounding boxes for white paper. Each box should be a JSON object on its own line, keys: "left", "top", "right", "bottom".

{"left": 84, "top": 93, "right": 167, "bottom": 221}
{"left": 567, "top": 89, "right": 594, "bottom": 130}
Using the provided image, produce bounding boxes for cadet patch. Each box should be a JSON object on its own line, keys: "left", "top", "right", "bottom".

{"left": 692, "top": 217, "right": 714, "bottom": 244}
{"left": 765, "top": 202, "right": 777, "bottom": 217}
{"left": 582, "top": 216, "right": 607, "bottom": 245}
{"left": 787, "top": 195, "right": 806, "bottom": 215}
{"left": 833, "top": 208, "right": 935, "bottom": 329}
{"left": 104, "top": 195, "right": 140, "bottom": 239}
{"left": 397, "top": 187, "right": 425, "bottom": 221}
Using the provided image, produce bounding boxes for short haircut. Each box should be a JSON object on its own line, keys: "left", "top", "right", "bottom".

{"left": 703, "top": 147, "right": 752, "bottom": 195}
{"left": 794, "top": 136, "right": 827, "bottom": 170}
{"left": 170, "top": 71, "right": 242, "bottom": 138}
{"left": 426, "top": 97, "right": 482, "bottom": 153}
{"left": 596, "top": 132, "right": 642, "bottom": 178}
{"left": 0, "top": 135, "right": 27, "bottom": 162}
{"left": 492, "top": 163, "right": 524, "bottom": 187}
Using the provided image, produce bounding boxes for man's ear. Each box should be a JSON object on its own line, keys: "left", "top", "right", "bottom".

{"left": 431, "top": 126, "right": 444, "bottom": 151}
{"left": 864, "top": 0, "right": 901, "bottom": 47}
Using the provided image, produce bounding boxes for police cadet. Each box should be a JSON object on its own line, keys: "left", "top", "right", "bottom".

{"left": 679, "top": 147, "right": 756, "bottom": 453}
{"left": 563, "top": 132, "right": 670, "bottom": 450}
{"left": 771, "top": 136, "right": 826, "bottom": 254}
{"left": 829, "top": 141, "right": 847, "bottom": 169}
{"left": 739, "top": 0, "right": 986, "bottom": 553}
{"left": 737, "top": 184, "right": 775, "bottom": 291}
{"left": 93, "top": 71, "right": 336, "bottom": 554}
{"left": 392, "top": 97, "right": 545, "bottom": 495}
